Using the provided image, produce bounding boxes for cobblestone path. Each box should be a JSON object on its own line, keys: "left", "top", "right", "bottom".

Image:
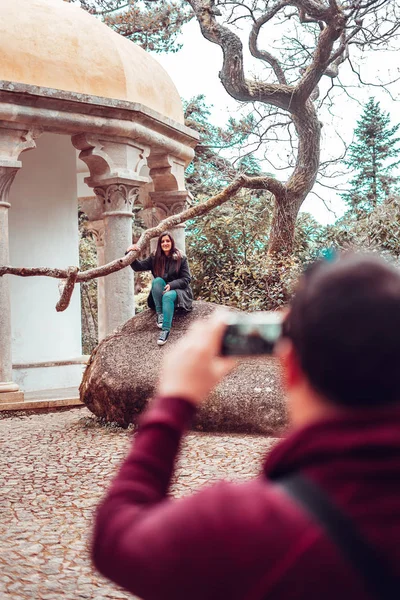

{"left": 0, "top": 407, "right": 278, "bottom": 600}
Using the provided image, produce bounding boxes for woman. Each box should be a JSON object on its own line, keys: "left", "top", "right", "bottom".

{"left": 127, "top": 232, "right": 193, "bottom": 345}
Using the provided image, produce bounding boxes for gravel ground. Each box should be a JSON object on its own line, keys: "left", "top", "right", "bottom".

{"left": 0, "top": 407, "right": 278, "bottom": 599}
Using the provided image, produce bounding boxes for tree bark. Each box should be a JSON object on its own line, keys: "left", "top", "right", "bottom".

{"left": 267, "top": 100, "right": 321, "bottom": 257}
{"left": 185, "top": 0, "right": 347, "bottom": 260}
{"left": 268, "top": 194, "right": 298, "bottom": 258}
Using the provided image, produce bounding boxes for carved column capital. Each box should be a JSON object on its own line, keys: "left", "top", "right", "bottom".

{"left": 94, "top": 183, "right": 140, "bottom": 216}
{"left": 0, "top": 124, "right": 41, "bottom": 169}
{"left": 85, "top": 220, "right": 105, "bottom": 247}
{"left": 0, "top": 125, "right": 41, "bottom": 206}
{"left": 147, "top": 190, "right": 191, "bottom": 218}
{"left": 0, "top": 167, "right": 19, "bottom": 207}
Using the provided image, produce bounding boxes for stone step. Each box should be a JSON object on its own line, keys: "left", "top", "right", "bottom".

{"left": 0, "top": 390, "right": 24, "bottom": 404}
{"left": 0, "top": 390, "right": 83, "bottom": 412}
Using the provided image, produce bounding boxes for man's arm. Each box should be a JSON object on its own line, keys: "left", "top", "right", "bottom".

{"left": 92, "top": 395, "right": 195, "bottom": 598}
{"left": 92, "top": 396, "right": 249, "bottom": 600}
{"left": 92, "top": 314, "right": 239, "bottom": 599}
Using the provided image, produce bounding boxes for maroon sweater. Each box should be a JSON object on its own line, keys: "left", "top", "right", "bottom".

{"left": 92, "top": 397, "right": 400, "bottom": 600}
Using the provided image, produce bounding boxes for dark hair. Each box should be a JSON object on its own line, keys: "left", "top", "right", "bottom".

{"left": 285, "top": 253, "right": 400, "bottom": 408}
{"left": 153, "top": 232, "right": 182, "bottom": 278}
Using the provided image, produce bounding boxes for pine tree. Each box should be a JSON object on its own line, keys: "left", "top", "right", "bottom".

{"left": 342, "top": 98, "right": 400, "bottom": 215}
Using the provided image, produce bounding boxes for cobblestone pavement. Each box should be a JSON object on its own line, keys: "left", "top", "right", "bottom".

{"left": 0, "top": 407, "right": 278, "bottom": 600}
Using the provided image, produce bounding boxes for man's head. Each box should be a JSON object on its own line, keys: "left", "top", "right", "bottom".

{"left": 279, "top": 253, "right": 400, "bottom": 424}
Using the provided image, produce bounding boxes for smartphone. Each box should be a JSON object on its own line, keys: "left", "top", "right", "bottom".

{"left": 220, "top": 312, "right": 283, "bottom": 356}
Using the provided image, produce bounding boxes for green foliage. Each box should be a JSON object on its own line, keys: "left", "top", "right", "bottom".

{"left": 186, "top": 198, "right": 324, "bottom": 310}
{"left": 186, "top": 192, "right": 271, "bottom": 308}
{"left": 292, "top": 213, "right": 327, "bottom": 264}
{"left": 341, "top": 98, "right": 400, "bottom": 215}
{"left": 183, "top": 96, "right": 326, "bottom": 310}
{"left": 134, "top": 271, "right": 153, "bottom": 313}
{"left": 184, "top": 96, "right": 280, "bottom": 309}
{"left": 321, "top": 196, "right": 400, "bottom": 259}
{"left": 184, "top": 95, "right": 261, "bottom": 198}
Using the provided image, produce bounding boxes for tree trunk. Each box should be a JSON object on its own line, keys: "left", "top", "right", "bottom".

{"left": 267, "top": 101, "right": 320, "bottom": 260}
{"left": 263, "top": 193, "right": 299, "bottom": 308}
{"left": 267, "top": 194, "right": 299, "bottom": 258}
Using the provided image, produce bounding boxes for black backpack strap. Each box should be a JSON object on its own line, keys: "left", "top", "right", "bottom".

{"left": 278, "top": 474, "right": 398, "bottom": 600}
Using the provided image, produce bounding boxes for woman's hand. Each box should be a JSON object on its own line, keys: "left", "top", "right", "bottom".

{"left": 126, "top": 243, "right": 140, "bottom": 253}
{"left": 163, "top": 284, "right": 171, "bottom": 293}
{"left": 157, "top": 311, "right": 237, "bottom": 406}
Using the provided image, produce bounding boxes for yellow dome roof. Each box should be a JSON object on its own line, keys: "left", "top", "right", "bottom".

{"left": 0, "top": 0, "right": 184, "bottom": 123}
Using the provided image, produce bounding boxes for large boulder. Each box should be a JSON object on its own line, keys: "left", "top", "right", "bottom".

{"left": 80, "top": 301, "right": 287, "bottom": 434}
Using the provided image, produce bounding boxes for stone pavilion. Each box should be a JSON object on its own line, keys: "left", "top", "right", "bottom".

{"left": 0, "top": 0, "right": 198, "bottom": 408}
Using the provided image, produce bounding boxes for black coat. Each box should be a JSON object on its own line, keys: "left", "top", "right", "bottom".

{"left": 131, "top": 253, "right": 194, "bottom": 312}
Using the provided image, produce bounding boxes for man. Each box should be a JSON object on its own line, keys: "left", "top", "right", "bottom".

{"left": 92, "top": 253, "right": 400, "bottom": 600}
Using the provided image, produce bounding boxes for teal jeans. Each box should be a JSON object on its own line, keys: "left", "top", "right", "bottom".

{"left": 151, "top": 277, "right": 177, "bottom": 331}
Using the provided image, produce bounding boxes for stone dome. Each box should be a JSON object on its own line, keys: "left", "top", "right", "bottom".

{"left": 0, "top": 0, "right": 184, "bottom": 124}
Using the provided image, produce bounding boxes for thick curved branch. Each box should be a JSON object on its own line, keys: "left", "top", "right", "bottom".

{"left": 186, "top": 0, "right": 294, "bottom": 110}
{"left": 294, "top": 2, "right": 347, "bottom": 102}
{"left": 0, "top": 174, "right": 284, "bottom": 309}
{"left": 323, "top": 26, "right": 361, "bottom": 78}
{"left": 294, "top": 0, "right": 336, "bottom": 22}
{"left": 323, "top": 41, "right": 348, "bottom": 77}
{"left": 249, "top": 2, "right": 288, "bottom": 85}
{"left": 56, "top": 266, "right": 79, "bottom": 312}
{"left": 285, "top": 100, "right": 321, "bottom": 209}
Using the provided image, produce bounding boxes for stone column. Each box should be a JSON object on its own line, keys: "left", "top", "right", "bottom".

{"left": 0, "top": 126, "right": 39, "bottom": 401}
{"left": 94, "top": 184, "right": 140, "bottom": 334}
{"left": 0, "top": 167, "right": 21, "bottom": 400}
{"left": 72, "top": 134, "right": 150, "bottom": 335}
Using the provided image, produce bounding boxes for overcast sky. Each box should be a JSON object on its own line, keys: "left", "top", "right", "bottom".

{"left": 156, "top": 19, "right": 400, "bottom": 225}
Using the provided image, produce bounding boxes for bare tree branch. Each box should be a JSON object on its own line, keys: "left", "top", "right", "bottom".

{"left": 186, "top": 0, "right": 294, "bottom": 111}
{"left": 74, "top": 0, "right": 400, "bottom": 262}
{"left": 56, "top": 266, "right": 79, "bottom": 312}
{"left": 249, "top": 1, "right": 289, "bottom": 84}
{"left": 294, "top": 3, "right": 347, "bottom": 103}
{"left": 0, "top": 174, "right": 284, "bottom": 309}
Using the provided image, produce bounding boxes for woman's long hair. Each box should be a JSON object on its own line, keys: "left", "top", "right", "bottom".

{"left": 153, "top": 232, "right": 182, "bottom": 277}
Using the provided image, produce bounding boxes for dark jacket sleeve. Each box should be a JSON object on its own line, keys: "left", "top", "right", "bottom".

{"left": 130, "top": 255, "right": 153, "bottom": 272}
{"left": 169, "top": 256, "right": 191, "bottom": 290}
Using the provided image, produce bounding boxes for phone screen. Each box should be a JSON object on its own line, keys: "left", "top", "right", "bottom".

{"left": 220, "top": 320, "right": 282, "bottom": 356}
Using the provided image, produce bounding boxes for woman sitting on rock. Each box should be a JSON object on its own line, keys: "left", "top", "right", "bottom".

{"left": 127, "top": 232, "right": 193, "bottom": 346}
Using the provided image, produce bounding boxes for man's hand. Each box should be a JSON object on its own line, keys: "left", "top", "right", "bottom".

{"left": 157, "top": 311, "right": 237, "bottom": 405}
{"left": 163, "top": 284, "right": 171, "bottom": 293}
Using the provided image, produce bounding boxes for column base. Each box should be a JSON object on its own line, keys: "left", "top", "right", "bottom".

{"left": 0, "top": 381, "right": 19, "bottom": 392}
{"left": 0, "top": 390, "right": 24, "bottom": 404}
